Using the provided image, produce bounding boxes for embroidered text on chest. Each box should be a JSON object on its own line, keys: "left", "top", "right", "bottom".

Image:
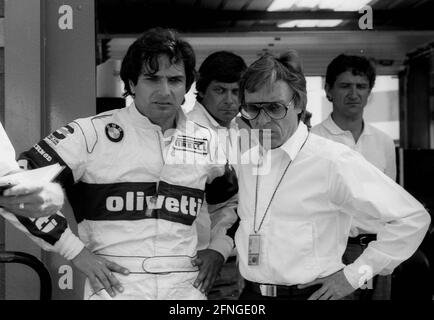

{"left": 173, "top": 135, "right": 208, "bottom": 155}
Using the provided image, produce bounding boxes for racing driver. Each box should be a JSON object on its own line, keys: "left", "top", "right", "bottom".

{"left": 2, "top": 28, "right": 238, "bottom": 300}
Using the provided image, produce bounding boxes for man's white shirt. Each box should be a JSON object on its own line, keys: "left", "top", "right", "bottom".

{"left": 312, "top": 114, "right": 396, "bottom": 236}
{"left": 235, "top": 122, "right": 430, "bottom": 289}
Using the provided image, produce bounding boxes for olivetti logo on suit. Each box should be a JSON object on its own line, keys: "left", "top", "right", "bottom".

{"left": 80, "top": 182, "right": 203, "bottom": 225}
{"left": 105, "top": 192, "right": 203, "bottom": 219}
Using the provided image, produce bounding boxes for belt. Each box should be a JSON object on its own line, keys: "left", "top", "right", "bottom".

{"left": 244, "top": 280, "right": 321, "bottom": 298}
{"left": 97, "top": 254, "right": 199, "bottom": 274}
{"left": 348, "top": 234, "right": 377, "bottom": 246}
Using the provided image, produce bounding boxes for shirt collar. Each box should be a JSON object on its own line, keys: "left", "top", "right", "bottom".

{"left": 323, "top": 113, "right": 372, "bottom": 136}
{"left": 278, "top": 122, "right": 309, "bottom": 160}
{"left": 361, "top": 121, "right": 373, "bottom": 135}
{"left": 243, "top": 122, "right": 309, "bottom": 165}
{"left": 125, "top": 102, "right": 184, "bottom": 131}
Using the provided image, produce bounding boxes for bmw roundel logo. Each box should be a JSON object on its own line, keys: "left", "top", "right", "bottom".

{"left": 105, "top": 123, "right": 124, "bottom": 142}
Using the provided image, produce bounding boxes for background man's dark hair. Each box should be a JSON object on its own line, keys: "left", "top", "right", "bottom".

{"left": 325, "top": 54, "right": 376, "bottom": 89}
{"left": 196, "top": 51, "right": 247, "bottom": 102}
{"left": 120, "top": 27, "right": 196, "bottom": 98}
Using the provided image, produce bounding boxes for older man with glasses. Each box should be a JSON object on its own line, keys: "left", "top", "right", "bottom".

{"left": 233, "top": 51, "right": 430, "bottom": 300}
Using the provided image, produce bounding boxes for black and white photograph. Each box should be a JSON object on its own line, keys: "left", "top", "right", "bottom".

{"left": 0, "top": 0, "right": 433, "bottom": 309}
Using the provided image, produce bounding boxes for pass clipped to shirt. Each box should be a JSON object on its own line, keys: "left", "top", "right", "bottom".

{"left": 248, "top": 234, "right": 261, "bottom": 266}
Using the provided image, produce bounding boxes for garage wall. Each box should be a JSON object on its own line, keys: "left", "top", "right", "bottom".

{"left": 0, "top": 0, "right": 5, "bottom": 300}
{"left": 3, "top": 0, "right": 44, "bottom": 300}
{"left": 3, "top": 0, "right": 95, "bottom": 300}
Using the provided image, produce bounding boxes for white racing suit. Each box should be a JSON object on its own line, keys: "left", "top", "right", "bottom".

{"left": 1, "top": 103, "right": 238, "bottom": 299}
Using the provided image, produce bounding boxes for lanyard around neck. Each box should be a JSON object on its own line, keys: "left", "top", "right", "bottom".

{"left": 253, "top": 133, "right": 310, "bottom": 233}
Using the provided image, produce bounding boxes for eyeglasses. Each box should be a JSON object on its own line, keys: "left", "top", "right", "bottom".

{"left": 240, "top": 98, "right": 295, "bottom": 120}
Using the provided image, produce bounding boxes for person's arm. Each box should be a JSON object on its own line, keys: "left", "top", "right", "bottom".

{"left": 300, "top": 149, "right": 430, "bottom": 300}
{"left": 0, "top": 120, "right": 77, "bottom": 256}
{"left": 0, "top": 122, "right": 65, "bottom": 216}
{"left": 0, "top": 206, "right": 128, "bottom": 297}
{"left": 0, "top": 120, "right": 129, "bottom": 296}
{"left": 205, "top": 164, "right": 239, "bottom": 260}
{"left": 334, "top": 150, "right": 430, "bottom": 289}
{"left": 192, "top": 163, "right": 239, "bottom": 294}
{"left": 1, "top": 122, "right": 88, "bottom": 259}
{"left": 0, "top": 180, "right": 65, "bottom": 218}
{"left": 0, "top": 145, "right": 85, "bottom": 259}
{"left": 0, "top": 208, "right": 84, "bottom": 259}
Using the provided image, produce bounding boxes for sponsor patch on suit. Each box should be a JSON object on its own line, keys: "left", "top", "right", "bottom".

{"left": 105, "top": 123, "right": 124, "bottom": 142}
{"left": 173, "top": 135, "right": 208, "bottom": 155}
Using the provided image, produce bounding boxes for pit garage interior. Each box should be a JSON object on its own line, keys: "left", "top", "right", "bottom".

{"left": 0, "top": 0, "right": 433, "bottom": 299}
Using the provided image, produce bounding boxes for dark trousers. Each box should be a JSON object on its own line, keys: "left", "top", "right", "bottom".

{"left": 208, "top": 256, "right": 243, "bottom": 300}
{"left": 391, "top": 248, "right": 432, "bottom": 300}
{"left": 239, "top": 281, "right": 321, "bottom": 300}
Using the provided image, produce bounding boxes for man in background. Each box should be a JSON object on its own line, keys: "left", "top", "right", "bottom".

{"left": 188, "top": 51, "right": 246, "bottom": 299}
{"left": 312, "top": 54, "right": 396, "bottom": 299}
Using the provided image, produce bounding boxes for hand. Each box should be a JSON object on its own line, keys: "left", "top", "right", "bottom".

{"left": 72, "top": 247, "right": 130, "bottom": 298}
{"left": 0, "top": 182, "right": 64, "bottom": 218}
{"left": 297, "top": 270, "right": 355, "bottom": 300}
{"left": 191, "top": 249, "right": 224, "bottom": 294}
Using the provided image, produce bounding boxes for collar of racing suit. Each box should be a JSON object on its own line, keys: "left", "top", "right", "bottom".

{"left": 125, "top": 102, "right": 187, "bottom": 132}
